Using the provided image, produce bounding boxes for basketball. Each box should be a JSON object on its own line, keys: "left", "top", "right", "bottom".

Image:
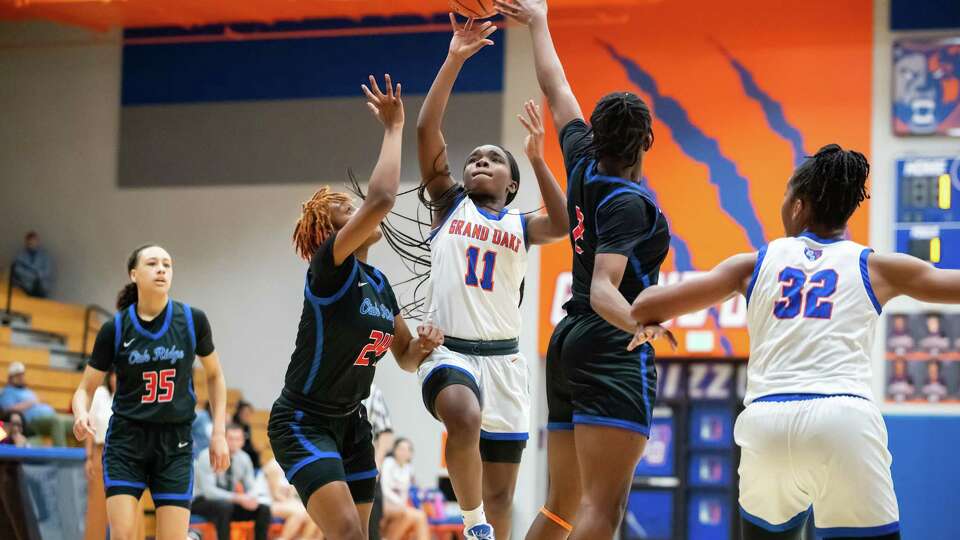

{"left": 450, "top": 0, "right": 497, "bottom": 19}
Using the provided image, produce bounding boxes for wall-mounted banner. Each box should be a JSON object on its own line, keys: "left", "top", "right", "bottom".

{"left": 537, "top": 0, "right": 873, "bottom": 357}
{"left": 893, "top": 37, "right": 960, "bottom": 136}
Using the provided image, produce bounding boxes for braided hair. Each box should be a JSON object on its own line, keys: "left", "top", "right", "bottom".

{"left": 292, "top": 184, "right": 353, "bottom": 262}
{"left": 116, "top": 243, "right": 162, "bottom": 310}
{"left": 788, "top": 144, "right": 870, "bottom": 230}
{"left": 588, "top": 92, "right": 654, "bottom": 169}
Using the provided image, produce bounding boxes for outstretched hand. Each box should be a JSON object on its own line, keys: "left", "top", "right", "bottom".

{"left": 518, "top": 99, "right": 545, "bottom": 160}
{"left": 494, "top": 0, "right": 548, "bottom": 25}
{"left": 362, "top": 74, "right": 404, "bottom": 130}
{"left": 448, "top": 14, "right": 497, "bottom": 61}
{"left": 627, "top": 324, "right": 678, "bottom": 352}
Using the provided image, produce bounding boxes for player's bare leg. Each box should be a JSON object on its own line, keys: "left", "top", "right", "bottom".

{"left": 154, "top": 506, "right": 190, "bottom": 540}
{"left": 105, "top": 495, "right": 142, "bottom": 540}
{"left": 305, "top": 482, "right": 365, "bottom": 540}
{"left": 569, "top": 425, "right": 647, "bottom": 540}
{"left": 525, "top": 430, "right": 579, "bottom": 540}
{"left": 434, "top": 385, "right": 487, "bottom": 530}
{"left": 482, "top": 461, "right": 521, "bottom": 539}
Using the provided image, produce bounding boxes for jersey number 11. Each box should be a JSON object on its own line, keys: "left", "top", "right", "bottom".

{"left": 465, "top": 246, "right": 496, "bottom": 291}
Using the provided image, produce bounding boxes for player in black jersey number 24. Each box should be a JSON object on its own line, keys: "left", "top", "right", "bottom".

{"left": 267, "top": 75, "right": 443, "bottom": 540}
{"left": 72, "top": 244, "right": 231, "bottom": 540}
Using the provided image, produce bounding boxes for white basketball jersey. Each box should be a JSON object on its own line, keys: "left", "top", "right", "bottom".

{"left": 426, "top": 196, "right": 528, "bottom": 341}
{"left": 744, "top": 233, "right": 881, "bottom": 404}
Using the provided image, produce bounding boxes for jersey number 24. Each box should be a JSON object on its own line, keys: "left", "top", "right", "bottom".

{"left": 774, "top": 267, "right": 838, "bottom": 319}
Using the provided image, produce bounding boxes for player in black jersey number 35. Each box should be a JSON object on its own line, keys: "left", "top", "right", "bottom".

{"left": 267, "top": 75, "right": 443, "bottom": 540}
{"left": 73, "top": 244, "right": 231, "bottom": 540}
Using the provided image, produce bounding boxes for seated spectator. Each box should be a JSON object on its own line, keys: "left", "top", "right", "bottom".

{"left": 11, "top": 231, "right": 54, "bottom": 298}
{"left": 0, "top": 411, "right": 29, "bottom": 447}
{"left": 262, "top": 456, "right": 324, "bottom": 540}
{"left": 193, "top": 423, "right": 271, "bottom": 540}
{"left": 380, "top": 438, "right": 429, "bottom": 540}
{"left": 232, "top": 400, "right": 261, "bottom": 470}
{"left": 0, "top": 362, "right": 72, "bottom": 446}
{"left": 192, "top": 399, "right": 213, "bottom": 459}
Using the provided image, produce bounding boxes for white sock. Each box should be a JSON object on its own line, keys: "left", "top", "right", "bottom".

{"left": 462, "top": 504, "right": 487, "bottom": 529}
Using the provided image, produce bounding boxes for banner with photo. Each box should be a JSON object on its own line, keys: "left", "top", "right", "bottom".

{"left": 893, "top": 37, "right": 960, "bottom": 136}
{"left": 885, "top": 313, "right": 960, "bottom": 404}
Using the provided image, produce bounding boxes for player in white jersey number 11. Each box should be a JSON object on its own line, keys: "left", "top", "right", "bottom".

{"left": 628, "top": 144, "right": 960, "bottom": 540}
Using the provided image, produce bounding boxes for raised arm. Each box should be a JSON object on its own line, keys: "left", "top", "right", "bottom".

{"left": 631, "top": 253, "right": 757, "bottom": 325}
{"left": 869, "top": 252, "right": 960, "bottom": 305}
{"left": 417, "top": 15, "right": 497, "bottom": 217}
{"left": 518, "top": 100, "right": 568, "bottom": 244}
{"left": 332, "top": 75, "right": 405, "bottom": 265}
{"left": 496, "top": 0, "right": 583, "bottom": 129}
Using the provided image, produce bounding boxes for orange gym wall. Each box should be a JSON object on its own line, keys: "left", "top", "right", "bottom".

{"left": 537, "top": 0, "right": 873, "bottom": 357}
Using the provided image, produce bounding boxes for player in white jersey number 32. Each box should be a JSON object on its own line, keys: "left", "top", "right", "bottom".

{"left": 629, "top": 144, "right": 960, "bottom": 540}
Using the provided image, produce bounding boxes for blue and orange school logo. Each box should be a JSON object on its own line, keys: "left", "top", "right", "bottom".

{"left": 804, "top": 248, "right": 823, "bottom": 261}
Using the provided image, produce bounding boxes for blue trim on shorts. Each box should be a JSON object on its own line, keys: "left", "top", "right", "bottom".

{"left": 815, "top": 521, "right": 899, "bottom": 538}
{"left": 479, "top": 430, "right": 529, "bottom": 441}
{"left": 286, "top": 410, "right": 342, "bottom": 481}
{"left": 343, "top": 468, "right": 379, "bottom": 482}
{"left": 151, "top": 464, "right": 195, "bottom": 501}
{"left": 421, "top": 364, "right": 478, "bottom": 388}
{"left": 859, "top": 248, "right": 883, "bottom": 315}
{"left": 546, "top": 422, "right": 574, "bottom": 431}
{"left": 572, "top": 414, "right": 650, "bottom": 437}
{"left": 745, "top": 245, "right": 768, "bottom": 305}
{"left": 740, "top": 506, "right": 810, "bottom": 532}
{"left": 129, "top": 301, "right": 173, "bottom": 340}
{"left": 753, "top": 393, "right": 868, "bottom": 403}
{"left": 102, "top": 415, "right": 147, "bottom": 490}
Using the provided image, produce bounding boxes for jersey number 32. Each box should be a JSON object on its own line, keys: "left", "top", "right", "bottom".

{"left": 774, "top": 267, "right": 838, "bottom": 320}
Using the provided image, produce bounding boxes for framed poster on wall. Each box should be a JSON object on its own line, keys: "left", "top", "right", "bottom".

{"left": 893, "top": 37, "right": 960, "bottom": 136}
{"left": 885, "top": 313, "right": 960, "bottom": 404}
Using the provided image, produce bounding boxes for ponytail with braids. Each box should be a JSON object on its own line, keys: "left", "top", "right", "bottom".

{"left": 588, "top": 92, "right": 654, "bottom": 169}
{"left": 117, "top": 243, "right": 160, "bottom": 310}
{"left": 789, "top": 144, "right": 870, "bottom": 230}
{"left": 293, "top": 184, "right": 353, "bottom": 262}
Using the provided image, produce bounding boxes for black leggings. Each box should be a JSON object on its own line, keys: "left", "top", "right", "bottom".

{"left": 741, "top": 518, "right": 900, "bottom": 540}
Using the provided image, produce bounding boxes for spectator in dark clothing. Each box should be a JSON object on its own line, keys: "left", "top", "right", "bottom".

{"left": 11, "top": 231, "right": 53, "bottom": 298}
{"left": 232, "top": 400, "right": 261, "bottom": 470}
{"left": 193, "top": 424, "right": 271, "bottom": 540}
{"left": 0, "top": 411, "right": 28, "bottom": 447}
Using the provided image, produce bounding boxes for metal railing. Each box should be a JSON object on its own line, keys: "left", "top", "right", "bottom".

{"left": 81, "top": 304, "right": 112, "bottom": 360}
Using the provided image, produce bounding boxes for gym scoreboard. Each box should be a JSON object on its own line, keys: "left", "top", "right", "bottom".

{"left": 895, "top": 157, "right": 960, "bottom": 269}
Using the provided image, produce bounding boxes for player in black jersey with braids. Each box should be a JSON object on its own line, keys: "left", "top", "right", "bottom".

{"left": 497, "top": 2, "right": 675, "bottom": 540}
{"left": 267, "top": 75, "right": 444, "bottom": 540}
{"left": 73, "top": 244, "right": 231, "bottom": 540}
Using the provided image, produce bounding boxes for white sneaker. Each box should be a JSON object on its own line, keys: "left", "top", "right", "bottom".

{"left": 464, "top": 523, "right": 495, "bottom": 540}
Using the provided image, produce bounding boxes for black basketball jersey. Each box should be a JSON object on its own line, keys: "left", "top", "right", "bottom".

{"left": 281, "top": 232, "right": 400, "bottom": 417}
{"left": 105, "top": 301, "right": 199, "bottom": 424}
{"left": 559, "top": 119, "right": 671, "bottom": 314}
